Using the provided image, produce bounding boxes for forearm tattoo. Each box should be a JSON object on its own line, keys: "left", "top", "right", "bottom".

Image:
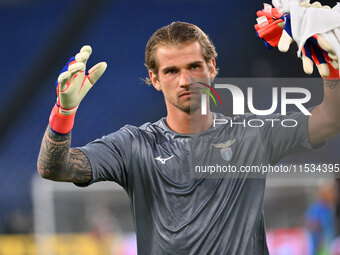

{"left": 37, "top": 126, "right": 92, "bottom": 183}
{"left": 324, "top": 80, "right": 340, "bottom": 89}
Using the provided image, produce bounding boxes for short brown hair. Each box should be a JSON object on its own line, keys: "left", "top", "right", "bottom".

{"left": 144, "top": 21, "right": 218, "bottom": 85}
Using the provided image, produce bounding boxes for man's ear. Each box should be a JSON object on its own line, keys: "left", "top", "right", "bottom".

{"left": 149, "top": 70, "right": 162, "bottom": 91}
{"left": 209, "top": 58, "right": 217, "bottom": 80}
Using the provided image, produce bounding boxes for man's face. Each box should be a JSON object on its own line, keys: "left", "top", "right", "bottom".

{"left": 149, "top": 41, "right": 216, "bottom": 114}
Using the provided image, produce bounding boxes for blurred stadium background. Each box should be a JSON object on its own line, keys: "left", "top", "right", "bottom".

{"left": 0, "top": 0, "right": 339, "bottom": 254}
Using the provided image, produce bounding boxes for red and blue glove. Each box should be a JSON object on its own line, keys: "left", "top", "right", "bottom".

{"left": 302, "top": 35, "right": 339, "bottom": 79}
{"left": 254, "top": 4, "right": 293, "bottom": 50}
{"left": 49, "top": 45, "right": 107, "bottom": 134}
{"left": 254, "top": 2, "right": 339, "bottom": 79}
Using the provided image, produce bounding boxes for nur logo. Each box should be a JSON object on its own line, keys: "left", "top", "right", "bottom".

{"left": 196, "top": 82, "right": 223, "bottom": 115}
{"left": 199, "top": 82, "right": 312, "bottom": 116}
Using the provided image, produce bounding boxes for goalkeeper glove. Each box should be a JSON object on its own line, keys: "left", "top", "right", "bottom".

{"left": 294, "top": 1, "right": 337, "bottom": 78}
{"left": 302, "top": 35, "right": 339, "bottom": 79}
{"left": 49, "top": 45, "right": 107, "bottom": 134}
{"left": 254, "top": 3, "right": 293, "bottom": 50}
{"left": 255, "top": 2, "right": 339, "bottom": 79}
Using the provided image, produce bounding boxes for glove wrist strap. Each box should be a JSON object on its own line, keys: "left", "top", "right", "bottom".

{"left": 49, "top": 104, "right": 76, "bottom": 134}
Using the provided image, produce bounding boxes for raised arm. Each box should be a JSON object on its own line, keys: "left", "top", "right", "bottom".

{"left": 309, "top": 79, "right": 340, "bottom": 146}
{"left": 37, "top": 127, "right": 92, "bottom": 183}
{"left": 254, "top": 4, "right": 340, "bottom": 146}
{"left": 37, "top": 45, "right": 106, "bottom": 183}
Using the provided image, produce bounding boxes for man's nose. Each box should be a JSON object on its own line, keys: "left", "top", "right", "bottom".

{"left": 178, "top": 71, "right": 191, "bottom": 87}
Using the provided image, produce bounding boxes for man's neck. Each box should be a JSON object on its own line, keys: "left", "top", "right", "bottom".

{"left": 166, "top": 108, "right": 214, "bottom": 134}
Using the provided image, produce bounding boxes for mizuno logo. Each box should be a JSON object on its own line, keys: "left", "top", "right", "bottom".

{"left": 155, "top": 155, "right": 174, "bottom": 164}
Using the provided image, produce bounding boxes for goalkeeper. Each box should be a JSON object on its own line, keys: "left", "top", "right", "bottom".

{"left": 37, "top": 8, "right": 340, "bottom": 255}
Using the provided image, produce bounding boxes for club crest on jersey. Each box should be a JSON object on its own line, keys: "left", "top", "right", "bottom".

{"left": 212, "top": 139, "right": 235, "bottom": 161}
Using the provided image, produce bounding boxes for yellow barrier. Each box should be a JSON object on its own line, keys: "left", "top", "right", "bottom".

{"left": 0, "top": 233, "right": 128, "bottom": 255}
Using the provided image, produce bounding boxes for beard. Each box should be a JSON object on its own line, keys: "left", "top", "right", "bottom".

{"left": 165, "top": 93, "right": 201, "bottom": 114}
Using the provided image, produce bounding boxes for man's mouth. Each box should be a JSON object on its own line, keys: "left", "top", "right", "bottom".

{"left": 179, "top": 90, "right": 200, "bottom": 98}
{"left": 179, "top": 91, "right": 191, "bottom": 97}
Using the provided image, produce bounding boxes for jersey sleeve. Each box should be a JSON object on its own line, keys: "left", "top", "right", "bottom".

{"left": 257, "top": 110, "right": 323, "bottom": 164}
{"left": 76, "top": 127, "right": 134, "bottom": 189}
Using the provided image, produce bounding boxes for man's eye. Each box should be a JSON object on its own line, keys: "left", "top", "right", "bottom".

{"left": 166, "top": 69, "right": 177, "bottom": 74}
{"left": 190, "top": 65, "right": 200, "bottom": 70}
